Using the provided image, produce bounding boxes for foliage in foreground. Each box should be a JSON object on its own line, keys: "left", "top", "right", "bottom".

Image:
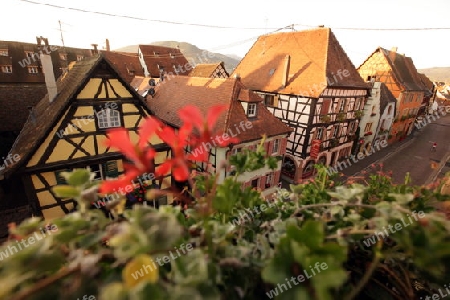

{"left": 1, "top": 158, "right": 450, "bottom": 300}
{"left": 1, "top": 105, "right": 450, "bottom": 300}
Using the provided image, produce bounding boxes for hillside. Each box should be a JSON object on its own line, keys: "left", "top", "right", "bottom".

{"left": 114, "top": 42, "right": 241, "bottom": 73}
{"left": 418, "top": 67, "right": 450, "bottom": 83}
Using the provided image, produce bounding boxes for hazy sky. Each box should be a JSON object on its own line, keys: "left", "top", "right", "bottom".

{"left": 2, "top": 0, "right": 449, "bottom": 69}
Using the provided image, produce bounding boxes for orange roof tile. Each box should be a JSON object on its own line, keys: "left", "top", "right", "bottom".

{"left": 189, "top": 62, "right": 228, "bottom": 77}
{"left": 145, "top": 76, "right": 292, "bottom": 142}
{"left": 232, "top": 27, "right": 368, "bottom": 98}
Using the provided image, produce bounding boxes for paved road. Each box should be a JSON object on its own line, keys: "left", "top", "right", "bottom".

{"left": 341, "top": 113, "right": 450, "bottom": 185}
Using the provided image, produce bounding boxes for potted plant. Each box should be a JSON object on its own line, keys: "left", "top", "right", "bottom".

{"left": 337, "top": 112, "right": 346, "bottom": 121}
{"left": 355, "top": 110, "right": 364, "bottom": 118}
{"left": 319, "top": 115, "right": 331, "bottom": 123}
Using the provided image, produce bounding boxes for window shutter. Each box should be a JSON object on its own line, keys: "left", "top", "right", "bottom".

{"left": 103, "top": 161, "right": 119, "bottom": 178}
{"left": 260, "top": 175, "right": 266, "bottom": 190}
{"left": 274, "top": 170, "right": 281, "bottom": 184}
{"left": 281, "top": 138, "right": 287, "bottom": 154}
{"left": 320, "top": 99, "right": 331, "bottom": 115}
{"left": 274, "top": 95, "right": 279, "bottom": 107}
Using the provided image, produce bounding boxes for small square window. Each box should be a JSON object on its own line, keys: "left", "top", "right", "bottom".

{"left": 247, "top": 103, "right": 257, "bottom": 117}
{"left": 28, "top": 66, "right": 39, "bottom": 74}
{"left": 1, "top": 65, "right": 12, "bottom": 73}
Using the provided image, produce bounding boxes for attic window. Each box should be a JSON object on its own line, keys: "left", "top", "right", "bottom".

{"left": 28, "top": 66, "right": 39, "bottom": 74}
{"left": 59, "top": 53, "right": 67, "bottom": 60}
{"left": 96, "top": 108, "right": 121, "bottom": 129}
{"left": 170, "top": 53, "right": 175, "bottom": 58}
{"left": 1, "top": 65, "right": 12, "bottom": 73}
{"left": 153, "top": 51, "right": 159, "bottom": 56}
{"left": 247, "top": 103, "right": 257, "bottom": 117}
{"left": 77, "top": 55, "right": 84, "bottom": 61}
{"left": 0, "top": 49, "right": 8, "bottom": 56}
{"left": 25, "top": 51, "right": 35, "bottom": 58}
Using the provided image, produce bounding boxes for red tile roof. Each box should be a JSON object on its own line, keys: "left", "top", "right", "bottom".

{"left": 103, "top": 51, "right": 144, "bottom": 83}
{"left": 232, "top": 27, "right": 368, "bottom": 97}
{"left": 138, "top": 45, "right": 191, "bottom": 77}
{"left": 145, "top": 76, "right": 292, "bottom": 143}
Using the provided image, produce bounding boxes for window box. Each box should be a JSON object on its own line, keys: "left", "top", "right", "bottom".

{"left": 355, "top": 110, "right": 364, "bottom": 118}
{"left": 364, "top": 131, "right": 373, "bottom": 136}
{"left": 319, "top": 115, "right": 331, "bottom": 123}
{"left": 336, "top": 112, "right": 346, "bottom": 121}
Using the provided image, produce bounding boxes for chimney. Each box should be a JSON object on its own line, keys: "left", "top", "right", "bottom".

{"left": 91, "top": 44, "right": 98, "bottom": 55}
{"left": 389, "top": 47, "right": 398, "bottom": 62}
{"left": 105, "top": 39, "right": 110, "bottom": 52}
{"left": 282, "top": 55, "right": 290, "bottom": 87}
{"left": 37, "top": 36, "right": 57, "bottom": 102}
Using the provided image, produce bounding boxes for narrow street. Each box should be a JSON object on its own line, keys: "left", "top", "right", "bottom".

{"left": 342, "top": 113, "right": 450, "bottom": 185}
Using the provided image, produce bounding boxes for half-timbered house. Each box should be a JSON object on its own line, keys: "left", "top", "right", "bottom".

{"left": 232, "top": 27, "right": 369, "bottom": 182}
{"left": 0, "top": 54, "right": 172, "bottom": 219}
{"left": 189, "top": 62, "right": 229, "bottom": 78}
{"left": 358, "top": 47, "right": 427, "bottom": 142}
{"left": 145, "top": 75, "right": 292, "bottom": 198}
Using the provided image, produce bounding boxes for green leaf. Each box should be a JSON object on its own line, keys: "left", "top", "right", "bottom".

{"left": 67, "top": 169, "right": 91, "bottom": 186}
{"left": 286, "top": 221, "right": 324, "bottom": 249}
{"left": 52, "top": 185, "right": 80, "bottom": 198}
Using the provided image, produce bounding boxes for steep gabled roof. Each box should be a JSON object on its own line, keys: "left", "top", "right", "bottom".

{"left": 145, "top": 76, "right": 292, "bottom": 143}
{"left": 189, "top": 62, "right": 229, "bottom": 78}
{"left": 103, "top": 51, "right": 144, "bottom": 83}
{"left": 379, "top": 48, "right": 425, "bottom": 92}
{"left": 138, "top": 45, "right": 191, "bottom": 77}
{"left": 0, "top": 54, "right": 147, "bottom": 177}
{"left": 232, "top": 27, "right": 368, "bottom": 97}
{"left": 418, "top": 73, "right": 434, "bottom": 94}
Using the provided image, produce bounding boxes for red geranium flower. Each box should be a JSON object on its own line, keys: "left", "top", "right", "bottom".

{"left": 99, "top": 118, "right": 161, "bottom": 193}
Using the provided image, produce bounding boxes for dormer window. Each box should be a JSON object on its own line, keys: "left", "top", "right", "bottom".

{"left": 1, "top": 65, "right": 12, "bottom": 73}
{"left": 247, "top": 103, "right": 257, "bottom": 117}
{"left": 77, "top": 55, "right": 84, "bottom": 61}
{"left": 96, "top": 108, "right": 121, "bottom": 129}
{"left": 0, "top": 49, "right": 8, "bottom": 56}
{"left": 28, "top": 66, "right": 39, "bottom": 74}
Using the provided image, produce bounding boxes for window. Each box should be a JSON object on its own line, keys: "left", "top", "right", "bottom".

{"left": 232, "top": 147, "right": 242, "bottom": 155}
{"left": 55, "top": 169, "right": 71, "bottom": 185}
{"left": 0, "top": 49, "right": 8, "bottom": 56}
{"left": 251, "top": 178, "right": 260, "bottom": 188}
{"left": 1, "top": 65, "right": 12, "bottom": 73}
{"left": 272, "top": 139, "right": 280, "bottom": 154}
{"left": 348, "top": 121, "right": 355, "bottom": 134}
{"left": 315, "top": 127, "right": 324, "bottom": 140}
{"left": 265, "top": 173, "right": 274, "bottom": 188}
{"left": 247, "top": 103, "right": 257, "bottom": 117}
{"left": 371, "top": 105, "right": 376, "bottom": 116}
{"left": 25, "top": 51, "right": 35, "bottom": 58}
{"left": 265, "top": 94, "right": 275, "bottom": 106}
{"left": 332, "top": 125, "right": 341, "bottom": 138}
{"left": 364, "top": 123, "right": 373, "bottom": 133}
{"left": 59, "top": 53, "right": 67, "bottom": 60}
{"left": 96, "top": 108, "right": 121, "bottom": 129}
{"left": 28, "top": 66, "right": 39, "bottom": 74}
{"left": 76, "top": 55, "right": 84, "bottom": 61}
{"left": 336, "top": 98, "right": 347, "bottom": 112}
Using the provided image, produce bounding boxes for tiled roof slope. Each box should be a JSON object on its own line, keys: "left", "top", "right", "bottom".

{"left": 0, "top": 83, "right": 48, "bottom": 132}
{"left": 139, "top": 45, "right": 191, "bottom": 77}
{"left": 232, "top": 27, "right": 368, "bottom": 97}
{"left": 145, "top": 76, "right": 292, "bottom": 142}
{"left": 103, "top": 51, "right": 144, "bottom": 83}
{"left": 189, "top": 62, "right": 227, "bottom": 77}
{"left": 380, "top": 48, "right": 425, "bottom": 91}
